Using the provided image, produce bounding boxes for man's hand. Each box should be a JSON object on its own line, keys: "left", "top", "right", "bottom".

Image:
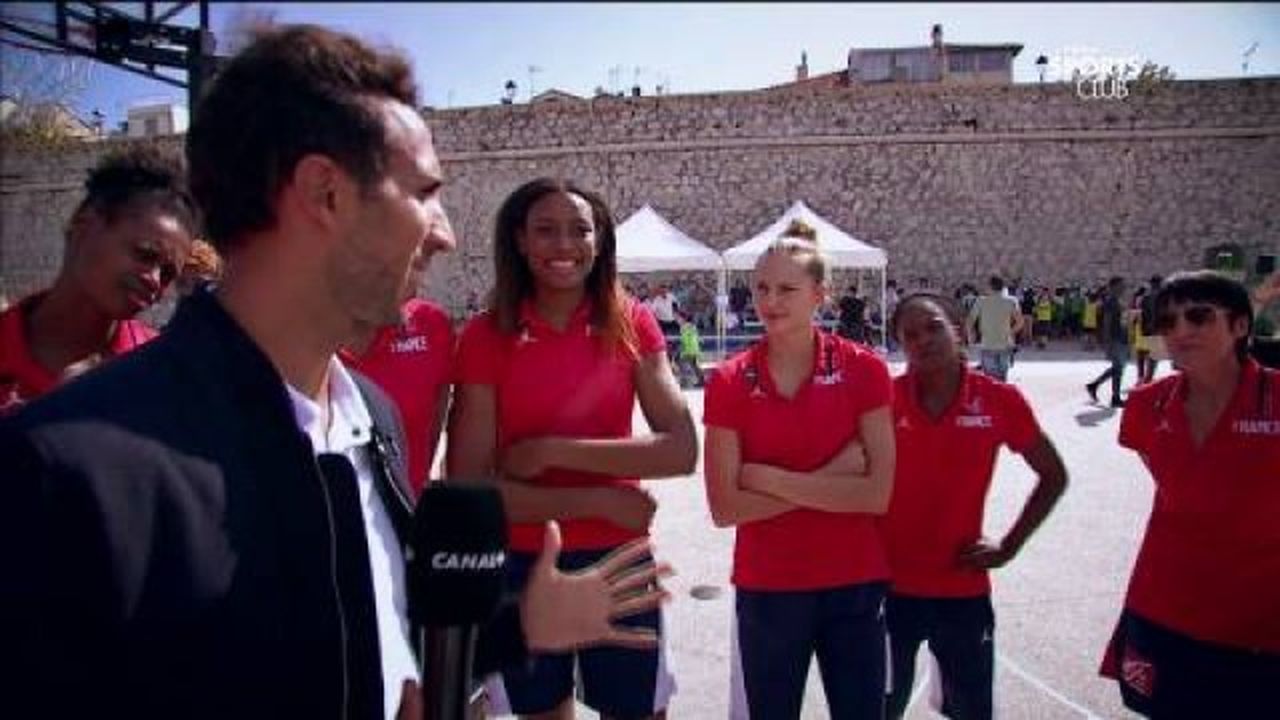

{"left": 957, "top": 536, "right": 1015, "bottom": 570}
{"left": 590, "top": 485, "right": 657, "bottom": 531}
{"left": 520, "top": 522, "right": 672, "bottom": 652}
{"left": 501, "top": 438, "right": 560, "bottom": 479}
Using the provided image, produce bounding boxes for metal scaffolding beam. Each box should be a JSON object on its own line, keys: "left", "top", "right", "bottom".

{"left": 0, "top": 1, "right": 223, "bottom": 110}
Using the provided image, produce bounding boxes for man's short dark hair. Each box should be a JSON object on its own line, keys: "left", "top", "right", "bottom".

{"left": 989, "top": 275, "right": 1004, "bottom": 291}
{"left": 186, "top": 24, "right": 418, "bottom": 252}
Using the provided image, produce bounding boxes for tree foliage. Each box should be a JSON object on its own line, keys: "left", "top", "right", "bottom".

{"left": 0, "top": 47, "right": 97, "bottom": 149}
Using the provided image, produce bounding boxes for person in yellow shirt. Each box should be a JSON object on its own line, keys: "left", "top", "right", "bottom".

{"left": 1033, "top": 291, "right": 1053, "bottom": 349}
{"left": 1082, "top": 291, "right": 1099, "bottom": 350}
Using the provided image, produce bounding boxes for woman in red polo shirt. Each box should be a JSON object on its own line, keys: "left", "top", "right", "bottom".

{"left": 882, "top": 293, "right": 1067, "bottom": 720}
{"left": 0, "top": 145, "right": 197, "bottom": 414}
{"left": 447, "top": 177, "right": 696, "bottom": 720}
{"left": 703, "top": 220, "right": 896, "bottom": 720}
{"left": 1101, "top": 270, "right": 1280, "bottom": 717}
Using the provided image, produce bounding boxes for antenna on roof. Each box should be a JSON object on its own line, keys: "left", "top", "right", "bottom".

{"left": 527, "top": 64, "right": 542, "bottom": 100}
{"left": 1243, "top": 41, "right": 1259, "bottom": 75}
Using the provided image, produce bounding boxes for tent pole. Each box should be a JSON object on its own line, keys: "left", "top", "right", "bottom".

{"left": 717, "top": 263, "right": 727, "bottom": 361}
{"left": 880, "top": 268, "right": 887, "bottom": 353}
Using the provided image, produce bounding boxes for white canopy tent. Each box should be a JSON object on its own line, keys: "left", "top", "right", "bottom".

{"left": 720, "top": 200, "right": 889, "bottom": 350}
{"left": 615, "top": 205, "right": 723, "bottom": 272}
{"left": 615, "top": 205, "right": 726, "bottom": 359}
{"left": 722, "top": 200, "right": 887, "bottom": 271}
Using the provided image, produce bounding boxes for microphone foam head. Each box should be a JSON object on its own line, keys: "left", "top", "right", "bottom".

{"left": 408, "top": 483, "right": 508, "bottom": 627}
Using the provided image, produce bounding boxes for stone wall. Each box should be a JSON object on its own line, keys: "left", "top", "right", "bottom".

{"left": 3, "top": 78, "right": 1278, "bottom": 321}
{"left": 427, "top": 78, "right": 1280, "bottom": 317}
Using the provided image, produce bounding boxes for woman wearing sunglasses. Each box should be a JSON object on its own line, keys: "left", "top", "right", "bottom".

{"left": 1100, "top": 270, "right": 1280, "bottom": 717}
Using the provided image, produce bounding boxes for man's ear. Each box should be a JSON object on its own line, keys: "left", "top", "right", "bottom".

{"left": 288, "top": 154, "right": 355, "bottom": 230}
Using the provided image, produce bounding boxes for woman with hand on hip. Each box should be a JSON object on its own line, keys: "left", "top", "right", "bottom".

{"left": 448, "top": 177, "right": 696, "bottom": 720}
{"left": 703, "top": 219, "right": 896, "bottom": 720}
{"left": 882, "top": 292, "right": 1067, "bottom": 720}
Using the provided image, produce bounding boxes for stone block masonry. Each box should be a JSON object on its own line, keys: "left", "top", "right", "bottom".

{"left": 3, "top": 79, "right": 1278, "bottom": 323}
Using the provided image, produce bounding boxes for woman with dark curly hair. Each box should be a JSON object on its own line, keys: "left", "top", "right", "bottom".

{"left": 448, "top": 177, "right": 696, "bottom": 719}
{"left": 0, "top": 143, "right": 198, "bottom": 413}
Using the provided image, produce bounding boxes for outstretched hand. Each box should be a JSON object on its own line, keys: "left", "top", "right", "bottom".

{"left": 520, "top": 522, "right": 673, "bottom": 651}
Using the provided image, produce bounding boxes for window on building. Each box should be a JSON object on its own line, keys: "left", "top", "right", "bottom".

{"left": 144, "top": 117, "right": 159, "bottom": 136}
{"left": 949, "top": 53, "right": 976, "bottom": 73}
{"left": 894, "top": 50, "right": 937, "bottom": 82}
{"left": 859, "top": 52, "right": 891, "bottom": 82}
{"left": 978, "top": 52, "right": 1007, "bottom": 72}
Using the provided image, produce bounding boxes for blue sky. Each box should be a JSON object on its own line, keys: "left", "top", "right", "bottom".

{"left": 3, "top": 2, "right": 1279, "bottom": 128}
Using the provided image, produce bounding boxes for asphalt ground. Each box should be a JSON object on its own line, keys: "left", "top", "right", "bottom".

{"left": 462, "top": 348, "right": 1162, "bottom": 717}
{"left": 623, "top": 351, "right": 1156, "bottom": 719}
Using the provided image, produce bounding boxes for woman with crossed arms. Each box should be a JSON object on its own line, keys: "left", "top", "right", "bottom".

{"left": 703, "top": 219, "right": 896, "bottom": 720}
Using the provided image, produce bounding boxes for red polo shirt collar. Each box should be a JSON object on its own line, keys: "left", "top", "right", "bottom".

{"left": 747, "top": 329, "right": 836, "bottom": 398}
{"left": 517, "top": 296, "right": 595, "bottom": 337}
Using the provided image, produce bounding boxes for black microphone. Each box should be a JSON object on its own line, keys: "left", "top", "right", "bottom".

{"left": 408, "top": 482, "right": 508, "bottom": 720}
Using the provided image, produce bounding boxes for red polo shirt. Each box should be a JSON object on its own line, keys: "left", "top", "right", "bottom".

{"left": 453, "top": 297, "right": 665, "bottom": 553}
{"left": 1117, "top": 359, "right": 1280, "bottom": 653}
{"left": 340, "top": 298, "right": 454, "bottom": 496}
{"left": 703, "top": 331, "right": 893, "bottom": 591}
{"left": 882, "top": 367, "right": 1041, "bottom": 598}
{"left": 0, "top": 292, "right": 157, "bottom": 415}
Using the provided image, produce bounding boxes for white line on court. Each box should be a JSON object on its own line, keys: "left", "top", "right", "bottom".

{"left": 996, "top": 652, "right": 1106, "bottom": 719}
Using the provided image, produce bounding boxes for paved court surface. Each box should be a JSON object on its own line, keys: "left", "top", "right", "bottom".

{"left": 607, "top": 351, "right": 1157, "bottom": 719}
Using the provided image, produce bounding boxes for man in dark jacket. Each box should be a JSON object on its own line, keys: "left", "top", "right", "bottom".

{"left": 2, "top": 24, "right": 666, "bottom": 720}
{"left": 1086, "top": 276, "right": 1131, "bottom": 407}
{"left": 838, "top": 286, "right": 867, "bottom": 342}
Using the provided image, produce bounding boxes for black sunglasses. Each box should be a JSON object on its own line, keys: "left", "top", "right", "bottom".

{"left": 1154, "top": 304, "right": 1221, "bottom": 334}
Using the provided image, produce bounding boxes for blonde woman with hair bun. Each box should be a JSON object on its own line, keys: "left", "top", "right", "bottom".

{"left": 702, "top": 214, "right": 897, "bottom": 719}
